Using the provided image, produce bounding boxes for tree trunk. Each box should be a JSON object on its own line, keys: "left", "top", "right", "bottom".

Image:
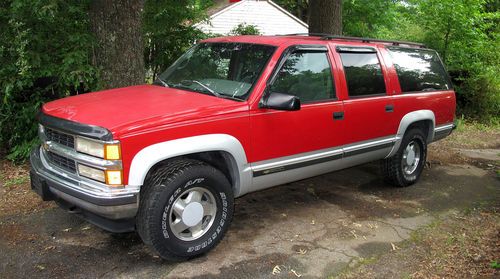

{"left": 89, "top": 0, "right": 145, "bottom": 89}
{"left": 309, "top": 0, "right": 342, "bottom": 35}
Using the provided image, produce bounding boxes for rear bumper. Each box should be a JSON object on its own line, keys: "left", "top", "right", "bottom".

{"left": 30, "top": 147, "right": 138, "bottom": 232}
{"left": 433, "top": 123, "right": 455, "bottom": 142}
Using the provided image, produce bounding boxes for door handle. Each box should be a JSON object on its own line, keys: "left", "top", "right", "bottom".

{"left": 385, "top": 104, "right": 394, "bottom": 112}
{"left": 333, "top": 111, "right": 344, "bottom": 120}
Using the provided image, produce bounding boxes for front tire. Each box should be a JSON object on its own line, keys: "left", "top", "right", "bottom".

{"left": 381, "top": 128, "right": 427, "bottom": 187}
{"left": 136, "top": 159, "right": 234, "bottom": 261}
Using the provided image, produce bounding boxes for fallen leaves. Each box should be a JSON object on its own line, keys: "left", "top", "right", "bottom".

{"left": 272, "top": 265, "right": 302, "bottom": 277}
{"left": 391, "top": 243, "right": 400, "bottom": 251}
{"left": 272, "top": 265, "right": 281, "bottom": 275}
{"left": 350, "top": 230, "right": 359, "bottom": 239}
{"left": 36, "top": 264, "right": 45, "bottom": 271}
{"left": 290, "top": 269, "right": 302, "bottom": 277}
{"left": 296, "top": 248, "right": 307, "bottom": 255}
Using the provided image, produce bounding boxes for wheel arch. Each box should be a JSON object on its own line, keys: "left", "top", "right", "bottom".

{"left": 387, "top": 110, "right": 435, "bottom": 157}
{"left": 128, "top": 134, "right": 251, "bottom": 197}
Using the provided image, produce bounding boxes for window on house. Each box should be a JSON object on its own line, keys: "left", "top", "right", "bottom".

{"left": 339, "top": 52, "right": 386, "bottom": 97}
{"left": 269, "top": 50, "right": 335, "bottom": 102}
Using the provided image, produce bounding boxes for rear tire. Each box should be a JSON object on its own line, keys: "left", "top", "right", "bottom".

{"left": 381, "top": 128, "right": 427, "bottom": 187}
{"left": 136, "top": 159, "right": 234, "bottom": 261}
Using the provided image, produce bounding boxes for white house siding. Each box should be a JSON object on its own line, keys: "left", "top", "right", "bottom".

{"left": 195, "top": 0, "right": 308, "bottom": 35}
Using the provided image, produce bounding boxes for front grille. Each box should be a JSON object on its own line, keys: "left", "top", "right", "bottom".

{"left": 45, "top": 127, "right": 75, "bottom": 149}
{"left": 47, "top": 151, "right": 77, "bottom": 173}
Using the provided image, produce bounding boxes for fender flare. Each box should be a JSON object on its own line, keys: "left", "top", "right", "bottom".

{"left": 127, "top": 134, "right": 251, "bottom": 197}
{"left": 387, "top": 110, "right": 435, "bottom": 157}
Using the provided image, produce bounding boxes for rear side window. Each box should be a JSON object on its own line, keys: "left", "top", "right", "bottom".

{"left": 339, "top": 52, "right": 386, "bottom": 97}
{"left": 387, "top": 47, "right": 452, "bottom": 92}
{"left": 270, "top": 51, "right": 335, "bottom": 102}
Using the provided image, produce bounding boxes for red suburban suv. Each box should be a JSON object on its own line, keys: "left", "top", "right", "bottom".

{"left": 30, "top": 34, "right": 456, "bottom": 260}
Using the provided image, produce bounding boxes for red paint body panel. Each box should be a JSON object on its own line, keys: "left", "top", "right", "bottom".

{"left": 42, "top": 85, "right": 247, "bottom": 137}
{"left": 249, "top": 102, "right": 345, "bottom": 162}
{"left": 40, "top": 35, "right": 456, "bottom": 185}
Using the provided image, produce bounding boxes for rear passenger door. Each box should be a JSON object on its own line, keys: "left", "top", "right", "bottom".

{"left": 335, "top": 46, "right": 400, "bottom": 152}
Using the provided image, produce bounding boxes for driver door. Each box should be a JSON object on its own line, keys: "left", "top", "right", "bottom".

{"left": 249, "top": 45, "right": 345, "bottom": 190}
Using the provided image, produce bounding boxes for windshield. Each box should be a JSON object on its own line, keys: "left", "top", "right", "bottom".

{"left": 157, "top": 42, "right": 276, "bottom": 101}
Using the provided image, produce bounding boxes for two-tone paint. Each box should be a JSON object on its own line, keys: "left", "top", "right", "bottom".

{"left": 41, "top": 35, "right": 456, "bottom": 198}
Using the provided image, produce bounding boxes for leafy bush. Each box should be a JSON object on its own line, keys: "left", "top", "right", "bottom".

{"left": 415, "top": 0, "right": 499, "bottom": 122}
{"left": 230, "top": 23, "right": 262, "bottom": 36}
{"left": 143, "top": 0, "right": 212, "bottom": 80}
{"left": 0, "top": 0, "right": 99, "bottom": 162}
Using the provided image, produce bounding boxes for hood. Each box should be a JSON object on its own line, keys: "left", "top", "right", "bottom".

{"left": 42, "top": 85, "right": 248, "bottom": 137}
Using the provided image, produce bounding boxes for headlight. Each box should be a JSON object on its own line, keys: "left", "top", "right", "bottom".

{"left": 77, "top": 165, "right": 123, "bottom": 186}
{"left": 78, "top": 164, "right": 106, "bottom": 183}
{"left": 75, "top": 137, "right": 123, "bottom": 186}
{"left": 76, "top": 137, "right": 104, "bottom": 158}
{"left": 76, "top": 137, "right": 121, "bottom": 160}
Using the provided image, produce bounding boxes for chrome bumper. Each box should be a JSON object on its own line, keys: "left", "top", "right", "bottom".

{"left": 30, "top": 146, "right": 139, "bottom": 221}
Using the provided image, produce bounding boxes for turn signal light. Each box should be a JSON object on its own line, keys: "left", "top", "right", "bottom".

{"left": 104, "top": 144, "right": 121, "bottom": 160}
{"left": 105, "top": 170, "right": 123, "bottom": 186}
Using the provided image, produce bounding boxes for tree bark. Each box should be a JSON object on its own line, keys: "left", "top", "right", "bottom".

{"left": 309, "top": 0, "right": 342, "bottom": 35}
{"left": 89, "top": 0, "right": 145, "bottom": 89}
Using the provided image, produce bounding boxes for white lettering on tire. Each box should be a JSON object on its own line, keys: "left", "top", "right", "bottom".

{"left": 185, "top": 192, "right": 228, "bottom": 253}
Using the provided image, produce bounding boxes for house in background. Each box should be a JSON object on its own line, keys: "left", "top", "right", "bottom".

{"left": 195, "top": 0, "right": 308, "bottom": 35}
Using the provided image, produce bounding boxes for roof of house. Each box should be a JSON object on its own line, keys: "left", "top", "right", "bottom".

{"left": 195, "top": 0, "right": 309, "bottom": 35}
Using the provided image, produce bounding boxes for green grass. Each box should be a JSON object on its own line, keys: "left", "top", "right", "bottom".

{"left": 455, "top": 115, "right": 500, "bottom": 132}
{"left": 3, "top": 175, "right": 29, "bottom": 187}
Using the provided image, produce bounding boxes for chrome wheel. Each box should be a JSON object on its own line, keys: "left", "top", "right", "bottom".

{"left": 169, "top": 187, "right": 217, "bottom": 241}
{"left": 402, "top": 140, "right": 421, "bottom": 175}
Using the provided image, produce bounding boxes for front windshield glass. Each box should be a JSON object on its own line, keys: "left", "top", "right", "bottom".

{"left": 157, "top": 42, "right": 276, "bottom": 101}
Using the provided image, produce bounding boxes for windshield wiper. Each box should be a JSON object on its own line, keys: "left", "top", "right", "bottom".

{"left": 180, "top": 80, "right": 222, "bottom": 98}
{"left": 155, "top": 77, "right": 170, "bottom": 88}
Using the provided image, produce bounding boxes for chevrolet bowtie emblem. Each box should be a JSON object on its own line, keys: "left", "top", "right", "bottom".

{"left": 42, "top": 142, "right": 49, "bottom": 151}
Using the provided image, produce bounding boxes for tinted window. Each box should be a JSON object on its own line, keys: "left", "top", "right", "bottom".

{"left": 388, "top": 47, "right": 452, "bottom": 92}
{"left": 340, "top": 52, "right": 386, "bottom": 97}
{"left": 270, "top": 51, "right": 335, "bottom": 102}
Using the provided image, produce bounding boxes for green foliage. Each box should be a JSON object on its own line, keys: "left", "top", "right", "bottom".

{"left": 277, "top": 0, "right": 499, "bottom": 122}
{"left": 412, "top": 0, "right": 500, "bottom": 122}
{"left": 143, "top": 0, "right": 212, "bottom": 80}
{"left": 230, "top": 23, "right": 262, "bottom": 36}
{"left": 0, "top": 0, "right": 99, "bottom": 162}
{"left": 343, "top": 0, "right": 399, "bottom": 37}
{"left": 272, "top": 0, "right": 309, "bottom": 23}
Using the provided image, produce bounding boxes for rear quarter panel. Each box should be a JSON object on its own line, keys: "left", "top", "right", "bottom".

{"left": 392, "top": 91, "right": 456, "bottom": 127}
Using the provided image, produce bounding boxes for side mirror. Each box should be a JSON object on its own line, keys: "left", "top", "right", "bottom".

{"left": 261, "top": 92, "right": 301, "bottom": 111}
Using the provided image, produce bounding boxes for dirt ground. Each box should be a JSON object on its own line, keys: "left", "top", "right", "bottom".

{"left": 0, "top": 124, "right": 499, "bottom": 279}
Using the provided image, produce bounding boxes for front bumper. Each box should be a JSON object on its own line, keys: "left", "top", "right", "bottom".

{"left": 30, "top": 147, "right": 139, "bottom": 232}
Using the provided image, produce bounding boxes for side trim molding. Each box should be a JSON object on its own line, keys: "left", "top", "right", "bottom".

{"left": 252, "top": 136, "right": 396, "bottom": 178}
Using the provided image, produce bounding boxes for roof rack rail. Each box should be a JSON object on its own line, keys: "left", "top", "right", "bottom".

{"left": 281, "top": 33, "right": 426, "bottom": 48}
